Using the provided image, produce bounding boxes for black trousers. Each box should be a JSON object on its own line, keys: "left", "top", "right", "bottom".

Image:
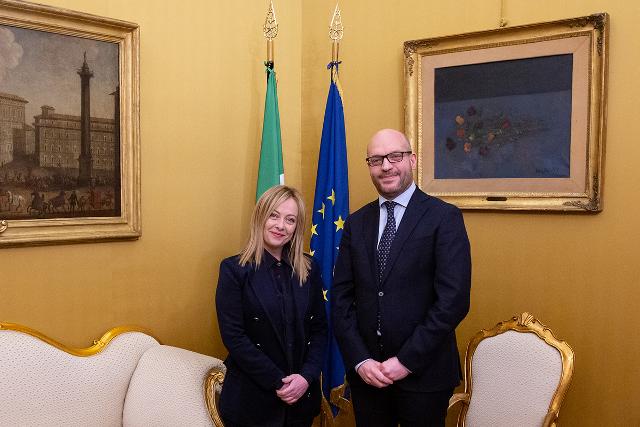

{"left": 221, "top": 415, "right": 313, "bottom": 427}
{"left": 350, "top": 382, "right": 453, "bottom": 427}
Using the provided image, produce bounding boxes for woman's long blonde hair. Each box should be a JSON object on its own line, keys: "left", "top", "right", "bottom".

{"left": 239, "top": 185, "right": 311, "bottom": 284}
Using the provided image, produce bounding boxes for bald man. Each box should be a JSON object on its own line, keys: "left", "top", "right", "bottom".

{"left": 331, "top": 129, "right": 471, "bottom": 426}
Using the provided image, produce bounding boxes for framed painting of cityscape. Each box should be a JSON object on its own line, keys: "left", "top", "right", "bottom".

{"left": 0, "top": 0, "right": 140, "bottom": 246}
{"left": 404, "top": 14, "right": 608, "bottom": 211}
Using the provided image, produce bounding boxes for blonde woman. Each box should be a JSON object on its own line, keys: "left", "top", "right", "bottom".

{"left": 216, "top": 185, "right": 327, "bottom": 427}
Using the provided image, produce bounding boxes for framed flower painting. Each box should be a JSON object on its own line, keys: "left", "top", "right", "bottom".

{"left": 404, "top": 14, "right": 608, "bottom": 211}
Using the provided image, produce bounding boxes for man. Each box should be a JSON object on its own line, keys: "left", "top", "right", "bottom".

{"left": 68, "top": 190, "right": 78, "bottom": 213}
{"left": 331, "top": 129, "right": 471, "bottom": 426}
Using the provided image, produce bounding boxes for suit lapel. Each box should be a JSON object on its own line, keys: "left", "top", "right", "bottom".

{"left": 248, "top": 263, "right": 287, "bottom": 354}
{"left": 380, "top": 189, "right": 429, "bottom": 285}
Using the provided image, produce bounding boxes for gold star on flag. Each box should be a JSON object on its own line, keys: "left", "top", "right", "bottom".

{"left": 334, "top": 215, "right": 345, "bottom": 231}
{"left": 327, "top": 189, "right": 336, "bottom": 206}
{"left": 310, "top": 249, "right": 315, "bottom": 256}
{"left": 311, "top": 223, "right": 318, "bottom": 236}
{"left": 322, "top": 289, "right": 328, "bottom": 301}
{"left": 317, "top": 202, "right": 325, "bottom": 219}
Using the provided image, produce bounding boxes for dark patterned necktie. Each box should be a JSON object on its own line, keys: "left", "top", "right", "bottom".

{"left": 377, "top": 201, "right": 397, "bottom": 282}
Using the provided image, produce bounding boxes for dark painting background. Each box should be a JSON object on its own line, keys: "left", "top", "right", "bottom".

{"left": 433, "top": 54, "right": 573, "bottom": 179}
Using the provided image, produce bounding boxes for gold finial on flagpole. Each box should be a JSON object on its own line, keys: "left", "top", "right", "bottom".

{"left": 264, "top": 0, "right": 278, "bottom": 68}
{"left": 329, "top": 3, "right": 343, "bottom": 62}
{"left": 499, "top": 0, "right": 508, "bottom": 27}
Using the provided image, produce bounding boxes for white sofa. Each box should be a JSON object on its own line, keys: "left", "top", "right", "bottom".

{"left": 0, "top": 322, "right": 226, "bottom": 427}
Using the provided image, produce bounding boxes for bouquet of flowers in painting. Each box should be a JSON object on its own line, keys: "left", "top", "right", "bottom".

{"left": 435, "top": 99, "right": 570, "bottom": 180}
{"left": 446, "top": 105, "right": 548, "bottom": 157}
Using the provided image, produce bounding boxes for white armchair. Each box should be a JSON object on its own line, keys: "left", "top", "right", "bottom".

{"left": 0, "top": 322, "right": 225, "bottom": 427}
{"left": 448, "top": 312, "right": 575, "bottom": 427}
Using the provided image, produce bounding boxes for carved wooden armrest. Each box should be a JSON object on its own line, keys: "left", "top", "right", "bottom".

{"left": 542, "top": 409, "right": 559, "bottom": 427}
{"left": 204, "top": 366, "right": 226, "bottom": 427}
{"left": 447, "top": 393, "right": 470, "bottom": 411}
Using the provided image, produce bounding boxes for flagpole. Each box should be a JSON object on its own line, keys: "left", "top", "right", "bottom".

{"left": 330, "top": 3, "right": 343, "bottom": 63}
{"left": 314, "top": 4, "right": 348, "bottom": 420}
{"left": 329, "top": 3, "right": 343, "bottom": 89}
{"left": 264, "top": 0, "right": 278, "bottom": 70}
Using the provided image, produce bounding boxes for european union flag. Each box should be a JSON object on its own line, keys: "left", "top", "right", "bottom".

{"left": 310, "top": 62, "right": 348, "bottom": 401}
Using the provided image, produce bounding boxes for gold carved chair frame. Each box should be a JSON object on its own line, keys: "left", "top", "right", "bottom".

{"left": 448, "top": 312, "right": 575, "bottom": 427}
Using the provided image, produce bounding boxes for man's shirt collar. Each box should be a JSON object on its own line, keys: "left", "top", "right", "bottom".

{"left": 378, "top": 181, "right": 416, "bottom": 209}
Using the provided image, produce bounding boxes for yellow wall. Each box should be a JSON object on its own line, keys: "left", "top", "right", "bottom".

{"left": 1, "top": 0, "right": 303, "bottom": 357}
{"left": 1, "top": 0, "right": 639, "bottom": 425}
{"left": 302, "top": 1, "right": 640, "bottom": 426}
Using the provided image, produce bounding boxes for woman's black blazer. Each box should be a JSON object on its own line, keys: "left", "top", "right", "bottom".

{"left": 216, "top": 254, "right": 328, "bottom": 426}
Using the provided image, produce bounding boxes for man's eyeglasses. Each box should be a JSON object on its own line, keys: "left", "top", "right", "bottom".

{"left": 365, "top": 151, "right": 412, "bottom": 167}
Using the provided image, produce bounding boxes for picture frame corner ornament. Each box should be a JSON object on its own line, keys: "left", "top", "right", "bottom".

{"left": 562, "top": 175, "right": 602, "bottom": 212}
{"left": 562, "top": 198, "right": 600, "bottom": 212}
{"left": 590, "top": 12, "right": 607, "bottom": 31}
{"left": 403, "top": 41, "right": 417, "bottom": 57}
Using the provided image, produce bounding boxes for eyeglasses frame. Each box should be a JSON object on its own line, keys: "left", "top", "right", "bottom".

{"left": 365, "top": 151, "right": 413, "bottom": 167}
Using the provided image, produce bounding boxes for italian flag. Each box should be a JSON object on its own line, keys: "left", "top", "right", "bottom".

{"left": 256, "top": 66, "right": 284, "bottom": 200}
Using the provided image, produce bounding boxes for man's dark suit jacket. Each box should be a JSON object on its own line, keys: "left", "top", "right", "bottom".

{"left": 331, "top": 188, "right": 471, "bottom": 392}
{"left": 216, "top": 254, "right": 327, "bottom": 427}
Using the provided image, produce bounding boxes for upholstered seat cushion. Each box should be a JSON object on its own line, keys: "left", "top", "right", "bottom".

{"left": 123, "top": 345, "right": 225, "bottom": 426}
{"left": 0, "top": 330, "right": 158, "bottom": 426}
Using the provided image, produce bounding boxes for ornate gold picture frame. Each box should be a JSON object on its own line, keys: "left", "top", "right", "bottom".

{"left": 0, "top": 0, "right": 140, "bottom": 246}
{"left": 404, "top": 14, "right": 608, "bottom": 211}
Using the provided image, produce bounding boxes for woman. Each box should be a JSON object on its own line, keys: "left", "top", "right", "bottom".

{"left": 216, "top": 185, "right": 327, "bottom": 427}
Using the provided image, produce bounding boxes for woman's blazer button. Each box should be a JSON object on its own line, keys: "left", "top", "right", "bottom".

{"left": 256, "top": 343, "right": 262, "bottom": 348}
{"left": 252, "top": 316, "right": 260, "bottom": 322}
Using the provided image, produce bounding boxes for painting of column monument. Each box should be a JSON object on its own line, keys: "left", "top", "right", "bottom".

{"left": 0, "top": 24, "right": 120, "bottom": 219}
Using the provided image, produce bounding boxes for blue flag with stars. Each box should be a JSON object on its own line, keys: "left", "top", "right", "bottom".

{"left": 310, "top": 62, "right": 349, "bottom": 401}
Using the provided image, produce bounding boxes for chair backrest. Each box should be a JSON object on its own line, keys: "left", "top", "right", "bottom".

{"left": 0, "top": 322, "right": 158, "bottom": 427}
{"left": 459, "top": 313, "right": 574, "bottom": 427}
